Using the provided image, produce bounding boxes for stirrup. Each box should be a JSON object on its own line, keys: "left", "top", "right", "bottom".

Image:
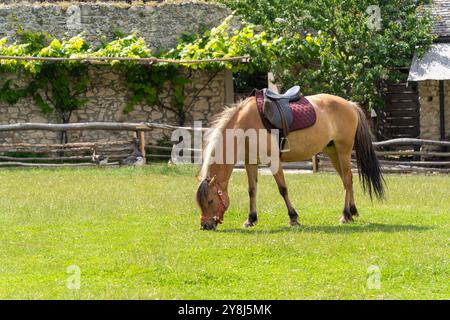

{"left": 280, "top": 137, "right": 291, "bottom": 153}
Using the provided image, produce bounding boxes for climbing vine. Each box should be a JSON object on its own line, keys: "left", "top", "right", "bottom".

{"left": 0, "top": 31, "right": 90, "bottom": 143}
{"left": 0, "top": 15, "right": 276, "bottom": 135}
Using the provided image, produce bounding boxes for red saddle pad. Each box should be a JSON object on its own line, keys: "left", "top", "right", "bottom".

{"left": 255, "top": 90, "right": 316, "bottom": 132}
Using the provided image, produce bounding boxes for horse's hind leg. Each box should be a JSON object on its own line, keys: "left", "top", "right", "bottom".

{"left": 243, "top": 164, "right": 258, "bottom": 228}
{"left": 335, "top": 142, "right": 357, "bottom": 224}
{"left": 272, "top": 164, "right": 299, "bottom": 226}
{"left": 323, "top": 143, "right": 342, "bottom": 178}
{"left": 323, "top": 144, "right": 358, "bottom": 223}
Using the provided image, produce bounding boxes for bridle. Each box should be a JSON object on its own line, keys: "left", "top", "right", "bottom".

{"left": 213, "top": 182, "right": 226, "bottom": 224}
{"left": 200, "top": 179, "right": 226, "bottom": 225}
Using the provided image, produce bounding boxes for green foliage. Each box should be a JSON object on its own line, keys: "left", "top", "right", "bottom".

{"left": 91, "top": 34, "right": 191, "bottom": 117}
{"left": 90, "top": 34, "right": 186, "bottom": 115}
{"left": 0, "top": 31, "right": 90, "bottom": 143}
{"left": 16, "top": 28, "right": 51, "bottom": 52}
{"left": 0, "top": 80, "right": 28, "bottom": 105}
{"left": 218, "top": 0, "right": 435, "bottom": 109}
{"left": 92, "top": 33, "right": 152, "bottom": 61}
{"left": 0, "top": 37, "right": 31, "bottom": 72}
{"left": 167, "top": 15, "right": 278, "bottom": 72}
{"left": 0, "top": 16, "right": 272, "bottom": 126}
{"left": 29, "top": 64, "right": 89, "bottom": 120}
{"left": 0, "top": 5, "right": 435, "bottom": 112}
{"left": 126, "top": 65, "right": 192, "bottom": 126}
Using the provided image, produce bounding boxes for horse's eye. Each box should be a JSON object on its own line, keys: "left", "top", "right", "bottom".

{"left": 208, "top": 200, "right": 213, "bottom": 205}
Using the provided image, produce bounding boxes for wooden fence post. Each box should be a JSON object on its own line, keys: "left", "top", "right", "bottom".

{"left": 312, "top": 154, "right": 319, "bottom": 173}
{"left": 137, "top": 130, "right": 146, "bottom": 163}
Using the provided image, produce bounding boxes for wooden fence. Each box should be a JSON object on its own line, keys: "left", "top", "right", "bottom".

{"left": 0, "top": 122, "right": 449, "bottom": 173}
{"left": 0, "top": 122, "right": 202, "bottom": 167}
{"left": 318, "top": 138, "right": 450, "bottom": 173}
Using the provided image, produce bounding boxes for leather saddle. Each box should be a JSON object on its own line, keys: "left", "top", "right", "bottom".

{"left": 262, "top": 85, "right": 301, "bottom": 152}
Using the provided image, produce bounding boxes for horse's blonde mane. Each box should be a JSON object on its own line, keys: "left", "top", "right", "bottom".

{"left": 199, "top": 97, "right": 252, "bottom": 180}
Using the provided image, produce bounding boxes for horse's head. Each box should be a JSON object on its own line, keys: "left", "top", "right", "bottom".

{"left": 196, "top": 176, "right": 229, "bottom": 230}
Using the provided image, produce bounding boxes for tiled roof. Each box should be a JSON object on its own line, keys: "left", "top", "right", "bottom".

{"left": 408, "top": 43, "right": 450, "bottom": 80}
{"left": 431, "top": 0, "right": 450, "bottom": 36}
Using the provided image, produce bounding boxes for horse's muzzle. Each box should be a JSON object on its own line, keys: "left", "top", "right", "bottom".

{"left": 200, "top": 221, "right": 217, "bottom": 231}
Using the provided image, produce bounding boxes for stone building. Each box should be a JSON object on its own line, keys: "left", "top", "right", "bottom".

{"left": 408, "top": 0, "right": 450, "bottom": 147}
{"left": 0, "top": 1, "right": 234, "bottom": 145}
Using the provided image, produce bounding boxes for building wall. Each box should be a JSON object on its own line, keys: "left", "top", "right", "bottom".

{"left": 0, "top": 67, "right": 231, "bottom": 145}
{"left": 0, "top": 2, "right": 229, "bottom": 50}
{"left": 0, "top": 2, "right": 232, "bottom": 145}
{"left": 418, "top": 80, "right": 450, "bottom": 148}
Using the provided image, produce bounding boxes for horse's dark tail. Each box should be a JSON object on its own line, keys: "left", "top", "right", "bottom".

{"left": 352, "top": 103, "right": 385, "bottom": 200}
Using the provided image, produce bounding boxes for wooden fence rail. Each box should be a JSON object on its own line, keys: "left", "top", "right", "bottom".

{"left": 372, "top": 138, "right": 450, "bottom": 148}
{"left": 0, "top": 140, "right": 132, "bottom": 149}
{"left": 0, "top": 122, "right": 207, "bottom": 167}
{"left": 0, "top": 122, "right": 448, "bottom": 172}
{"left": 0, "top": 122, "right": 206, "bottom": 132}
{"left": 317, "top": 137, "right": 449, "bottom": 173}
{"left": 0, "top": 55, "right": 251, "bottom": 65}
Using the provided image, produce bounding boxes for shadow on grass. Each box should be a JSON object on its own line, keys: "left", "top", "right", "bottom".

{"left": 217, "top": 223, "right": 432, "bottom": 234}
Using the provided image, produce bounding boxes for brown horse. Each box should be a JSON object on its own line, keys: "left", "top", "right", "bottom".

{"left": 196, "top": 93, "right": 384, "bottom": 230}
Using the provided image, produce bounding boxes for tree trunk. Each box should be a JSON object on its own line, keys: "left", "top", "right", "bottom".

{"left": 178, "top": 110, "right": 186, "bottom": 127}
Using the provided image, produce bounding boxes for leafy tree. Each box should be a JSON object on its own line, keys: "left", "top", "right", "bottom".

{"left": 218, "top": 0, "right": 434, "bottom": 109}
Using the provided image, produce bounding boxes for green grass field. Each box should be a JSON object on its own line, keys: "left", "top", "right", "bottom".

{"left": 0, "top": 165, "right": 448, "bottom": 299}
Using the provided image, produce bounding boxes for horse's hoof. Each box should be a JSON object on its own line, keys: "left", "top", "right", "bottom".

{"left": 350, "top": 205, "right": 359, "bottom": 217}
{"left": 243, "top": 220, "right": 257, "bottom": 228}
{"left": 339, "top": 215, "right": 352, "bottom": 224}
{"left": 290, "top": 220, "right": 300, "bottom": 227}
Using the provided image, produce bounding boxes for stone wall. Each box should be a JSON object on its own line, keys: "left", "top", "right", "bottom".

{"left": 0, "top": 67, "right": 232, "bottom": 145}
{"left": 0, "top": 1, "right": 233, "bottom": 146}
{"left": 0, "top": 1, "right": 229, "bottom": 50}
{"left": 418, "top": 80, "right": 450, "bottom": 150}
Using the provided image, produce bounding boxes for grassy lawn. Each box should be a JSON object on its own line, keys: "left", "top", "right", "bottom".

{"left": 0, "top": 165, "right": 448, "bottom": 299}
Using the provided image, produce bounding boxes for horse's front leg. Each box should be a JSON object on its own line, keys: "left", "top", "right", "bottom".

{"left": 243, "top": 164, "right": 258, "bottom": 227}
{"left": 273, "top": 165, "right": 300, "bottom": 226}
